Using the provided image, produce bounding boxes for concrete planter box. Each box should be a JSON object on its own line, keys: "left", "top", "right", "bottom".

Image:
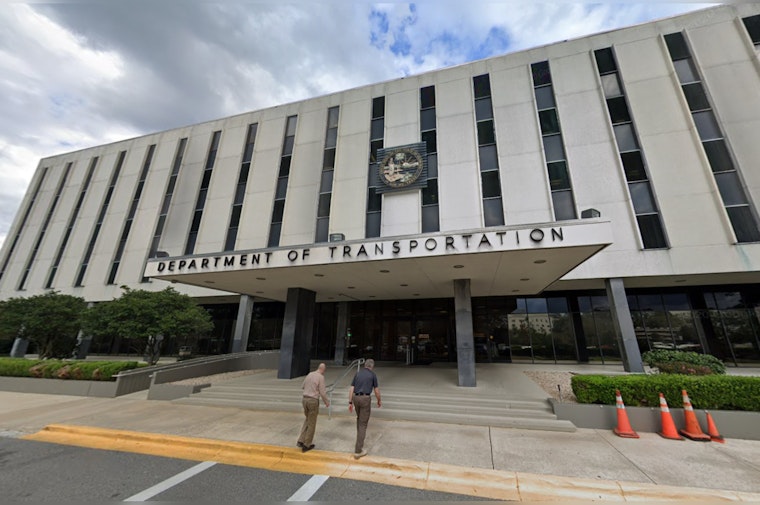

{"left": 0, "top": 376, "right": 118, "bottom": 397}
{"left": 550, "top": 399, "right": 760, "bottom": 441}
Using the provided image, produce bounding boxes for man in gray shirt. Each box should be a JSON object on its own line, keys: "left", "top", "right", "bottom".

{"left": 348, "top": 359, "right": 381, "bottom": 459}
{"left": 298, "top": 362, "right": 330, "bottom": 452}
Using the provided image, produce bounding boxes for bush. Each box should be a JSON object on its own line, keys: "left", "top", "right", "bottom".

{"left": 0, "top": 358, "right": 143, "bottom": 381}
{"left": 642, "top": 349, "right": 726, "bottom": 375}
{"left": 571, "top": 373, "right": 760, "bottom": 411}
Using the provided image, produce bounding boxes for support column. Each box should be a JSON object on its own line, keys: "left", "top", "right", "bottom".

{"left": 454, "top": 279, "right": 476, "bottom": 387}
{"left": 278, "top": 287, "right": 316, "bottom": 379}
{"left": 334, "top": 301, "right": 349, "bottom": 366}
{"left": 230, "top": 295, "right": 254, "bottom": 353}
{"left": 605, "top": 278, "right": 644, "bottom": 373}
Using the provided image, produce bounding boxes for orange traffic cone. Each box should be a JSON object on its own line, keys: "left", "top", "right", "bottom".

{"left": 705, "top": 410, "right": 725, "bottom": 443}
{"left": 613, "top": 389, "right": 639, "bottom": 438}
{"left": 679, "top": 390, "right": 711, "bottom": 441}
{"left": 657, "top": 393, "right": 683, "bottom": 440}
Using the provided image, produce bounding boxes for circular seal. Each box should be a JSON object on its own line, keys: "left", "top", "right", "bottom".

{"left": 378, "top": 148, "right": 424, "bottom": 188}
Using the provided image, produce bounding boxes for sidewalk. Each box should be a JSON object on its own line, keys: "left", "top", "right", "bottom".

{"left": 2, "top": 384, "right": 760, "bottom": 501}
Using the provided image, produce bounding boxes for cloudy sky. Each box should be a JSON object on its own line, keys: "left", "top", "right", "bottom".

{"left": 0, "top": 0, "right": 717, "bottom": 249}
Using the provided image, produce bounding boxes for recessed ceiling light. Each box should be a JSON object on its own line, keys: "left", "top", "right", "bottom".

{"left": 400, "top": 284, "right": 408, "bottom": 287}
{"left": 256, "top": 277, "right": 266, "bottom": 281}
{"left": 314, "top": 273, "right": 324, "bottom": 277}
{"left": 348, "top": 286, "right": 355, "bottom": 289}
{"left": 413, "top": 293, "right": 420, "bottom": 296}
{"left": 453, "top": 265, "right": 464, "bottom": 269}
{"left": 520, "top": 278, "right": 530, "bottom": 281}
{"left": 380, "top": 269, "right": 390, "bottom": 273}
{"left": 534, "top": 259, "right": 547, "bottom": 264}
{"left": 512, "top": 289, "right": 520, "bottom": 292}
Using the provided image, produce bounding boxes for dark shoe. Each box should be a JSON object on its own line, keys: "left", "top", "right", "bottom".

{"left": 302, "top": 444, "right": 315, "bottom": 453}
{"left": 297, "top": 441, "right": 305, "bottom": 448}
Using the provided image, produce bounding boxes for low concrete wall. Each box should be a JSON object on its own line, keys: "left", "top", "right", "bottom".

{"left": 0, "top": 351, "right": 280, "bottom": 398}
{"left": 550, "top": 400, "right": 760, "bottom": 441}
{"left": 0, "top": 376, "right": 118, "bottom": 397}
{"left": 146, "top": 383, "right": 211, "bottom": 401}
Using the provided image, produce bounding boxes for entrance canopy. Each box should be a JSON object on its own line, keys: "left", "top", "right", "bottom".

{"left": 144, "top": 220, "right": 613, "bottom": 303}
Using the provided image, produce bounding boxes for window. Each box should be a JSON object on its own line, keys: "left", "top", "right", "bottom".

{"left": 473, "top": 74, "right": 504, "bottom": 226}
{"left": 316, "top": 107, "right": 339, "bottom": 243}
{"left": 743, "top": 14, "right": 760, "bottom": 45}
{"left": 185, "top": 131, "right": 221, "bottom": 255}
{"left": 531, "top": 60, "right": 576, "bottom": 221}
{"left": 269, "top": 116, "right": 297, "bottom": 247}
{"left": 420, "top": 86, "right": 439, "bottom": 232}
{"left": 595, "top": 46, "right": 667, "bottom": 249}
{"left": 366, "top": 97, "right": 385, "bottom": 237}
{"left": 664, "top": 31, "right": 760, "bottom": 243}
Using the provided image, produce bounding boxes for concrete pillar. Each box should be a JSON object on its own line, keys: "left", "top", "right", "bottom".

{"left": 605, "top": 278, "right": 644, "bottom": 373}
{"left": 230, "top": 295, "right": 254, "bottom": 353}
{"left": 334, "top": 301, "right": 349, "bottom": 365}
{"left": 278, "top": 287, "right": 316, "bottom": 379}
{"left": 454, "top": 279, "right": 476, "bottom": 387}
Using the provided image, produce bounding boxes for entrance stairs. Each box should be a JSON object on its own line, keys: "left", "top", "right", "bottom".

{"left": 172, "top": 363, "right": 576, "bottom": 432}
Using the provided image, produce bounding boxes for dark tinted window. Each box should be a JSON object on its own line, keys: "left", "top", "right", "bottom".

{"left": 481, "top": 170, "right": 501, "bottom": 198}
{"left": 664, "top": 32, "right": 690, "bottom": 60}
{"left": 531, "top": 61, "right": 551, "bottom": 86}
{"left": 742, "top": 14, "right": 760, "bottom": 44}
{"left": 621, "top": 151, "right": 647, "bottom": 182}
{"left": 372, "top": 96, "right": 385, "bottom": 118}
{"left": 683, "top": 83, "right": 710, "bottom": 111}
{"left": 473, "top": 74, "right": 491, "bottom": 99}
{"left": 637, "top": 214, "right": 668, "bottom": 249}
{"left": 606, "top": 96, "right": 631, "bottom": 124}
{"left": 703, "top": 140, "right": 734, "bottom": 173}
{"left": 477, "top": 120, "right": 496, "bottom": 145}
{"left": 420, "top": 86, "right": 436, "bottom": 108}
{"left": 594, "top": 48, "right": 617, "bottom": 74}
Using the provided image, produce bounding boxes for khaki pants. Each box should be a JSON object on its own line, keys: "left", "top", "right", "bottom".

{"left": 353, "top": 395, "right": 372, "bottom": 453}
{"left": 298, "top": 397, "right": 320, "bottom": 446}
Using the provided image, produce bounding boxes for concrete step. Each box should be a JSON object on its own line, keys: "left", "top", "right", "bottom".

{"left": 172, "top": 396, "right": 575, "bottom": 432}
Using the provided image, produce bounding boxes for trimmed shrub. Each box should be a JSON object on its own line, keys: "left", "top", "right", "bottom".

{"left": 571, "top": 373, "right": 760, "bottom": 411}
{"left": 0, "top": 358, "right": 142, "bottom": 381}
{"left": 642, "top": 349, "right": 726, "bottom": 375}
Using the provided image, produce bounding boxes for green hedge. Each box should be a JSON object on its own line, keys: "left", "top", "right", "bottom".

{"left": 641, "top": 349, "right": 726, "bottom": 375}
{"left": 571, "top": 374, "right": 760, "bottom": 411}
{"left": 0, "top": 358, "right": 142, "bottom": 381}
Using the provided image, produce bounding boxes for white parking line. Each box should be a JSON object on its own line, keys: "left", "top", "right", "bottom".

{"left": 123, "top": 461, "right": 217, "bottom": 501}
{"left": 287, "top": 474, "right": 330, "bottom": 502}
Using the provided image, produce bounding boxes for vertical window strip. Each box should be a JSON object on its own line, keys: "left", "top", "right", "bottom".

{"left": 19, "top": 161, "right": 78, "bottom": 290}
{"left": 225, "top": 124, "right": 258, "bottom": 251}
{"left": 594, "top": 47, "right": 668, "bottom": 249}
{"left": 316, "top": 107, "right": 339, "bottom": 243}
{"left": 269, "top": 116, "right": 297, "bottom": 247}
{"left": 185, "top": 130, "right": 221, "bottom": 255}
{"left": 147, "top": 138, "right": 188, "bottom": 261}
{"left": 664, "top": 32, "right": 760, "bottom": 242}
{"left": 473, "top": 74, "right": 505, "bottom": 226}
{"left": 366, "top": 96, "right": 385, "bottom": 238}
{"left": 0, "top": 166, "right": 49, "bottom": 283}
{"left": 530, "top": 61, "right": 577, "bottom": 222}
{"left": 71, "top": 151, "right": 126, "bottom": 287}
{"left": 108, "top": 144, "right": 155, "bottom": 284}
{"left": 420, "top": 85, "right": 439, "bottom": 233}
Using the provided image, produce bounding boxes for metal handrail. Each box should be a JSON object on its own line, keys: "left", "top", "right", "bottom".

{"left": 326, "top": 358, "right": 365, "bottom": 419}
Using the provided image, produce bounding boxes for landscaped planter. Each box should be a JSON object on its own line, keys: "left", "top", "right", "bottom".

{"left": 550, "top": 399, "right": 760, "bottom": 441}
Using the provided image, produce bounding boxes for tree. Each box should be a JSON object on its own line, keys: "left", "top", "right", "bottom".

{"left": 81, "top": 287, "right": 213, "bottom": 364}
{"left": 0, "top": 291, "right": 87, "bottom": 359}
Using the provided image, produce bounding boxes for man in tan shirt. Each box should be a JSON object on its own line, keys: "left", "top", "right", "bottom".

{"left": 297, "top": 362, "right": 330, "bottom": 452}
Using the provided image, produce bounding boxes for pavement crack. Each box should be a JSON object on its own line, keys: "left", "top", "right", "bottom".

{"left": 488, "top": 426, "right": 495, "bottom": 469}
{"left": 598, "top": 429, "right": 656, "bottom": 484}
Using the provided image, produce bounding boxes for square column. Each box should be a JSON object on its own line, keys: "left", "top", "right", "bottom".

{"left": 278, "top": 287, "right": 316, "bottom": 379}
{"left": 605, "top": 277, "right": 644, "bottom": 373}
{"left": 454, "top": 278, "right": 476, "bottom": 387}
{"left": 230, "top": 295, "right": 254, "bottom": 353}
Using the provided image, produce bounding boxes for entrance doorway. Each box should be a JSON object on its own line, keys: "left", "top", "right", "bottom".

{"left": 347, "top": 299, "right": 455, "bottom": 363}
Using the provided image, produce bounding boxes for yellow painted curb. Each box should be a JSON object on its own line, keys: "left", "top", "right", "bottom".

{"left": 22, "top": 424, "right": 760, "bottom": 502}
